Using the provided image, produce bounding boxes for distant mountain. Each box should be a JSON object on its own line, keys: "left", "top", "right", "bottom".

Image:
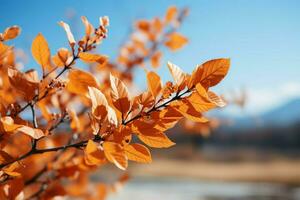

{"left": 260, "top": 98, "right": 300, "bottom": 125}
{"left": 213, "top": 98, "right": 300, "bottom": 129}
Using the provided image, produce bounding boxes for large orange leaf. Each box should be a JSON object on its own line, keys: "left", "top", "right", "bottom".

{"left": 66, "top": 69, "right": 99, "bottom": 96}
{"left": 137, "top": 132, "right": 175, "bottom": 148}
{"left": 189, "top": 58, "right": 230, "bottom": 89}
{"left": 103, "top": 141, "right": 127, "bottom": 170}
{"left": 146, "top": 71, "right": 162, "bottom": 99}
{"left": 31, "top": 33, "right": 51, "bottom": 72}
{"left": 124, "top": 143, "right": 152, "bottom": 163}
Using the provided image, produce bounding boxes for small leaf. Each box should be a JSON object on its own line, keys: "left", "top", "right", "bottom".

{"left": 165, "top": 32, "right": 188, "bottom": 51}
{"left": 124, "top": 143, "right": 152, "bottom": 163}
{"left": 78, "top": 52, "right": 108, "bottom": 65}
{"left": 150, "top": 51, "right": 162, "bottom": 68}
{"left": 207, "top": 91, "right": 226, "bottom": 107}
{"left": 81, "top": 16, "right": 94, "bottom": 36}
{"left": 109, "top": 74, "right": 131, "bottom": 117}
{"left": 31, "top": 33, "right": 51, "bottom": 72}
{"left": 146, "top": 71, "right": 162, "bottom": 99}
{"left": 59, "top": 21, "right": 76, "bottom": 46}
{"left": 17, "top": 126, "right": 44, "bottom": 139}
{"left": 165, "top": 6, "right": 178, "bottom": 23}
{"left": 103, "top": 141, "right": 127, "bottom": 170}
{"left": 3, "top": 26, "right": 21, "bottom": 41}
{"left": 167, "top": 61, "right": 186, "bottom": 86}
{"left": 0, "top": 117, "right": 22, "bottom": 132}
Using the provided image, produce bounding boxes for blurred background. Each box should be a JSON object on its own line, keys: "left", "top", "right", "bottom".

{"left": 1, "top": 0, "right": 300, "bottom": 199}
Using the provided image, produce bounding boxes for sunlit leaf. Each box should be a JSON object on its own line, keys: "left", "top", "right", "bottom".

{"left": 103, "top": 141, "right": 127, "bottom": 170}
{"left": 124, "top": 143, "right": 151, "bottom": 163}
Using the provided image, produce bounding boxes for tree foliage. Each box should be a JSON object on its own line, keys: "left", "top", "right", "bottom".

{"left": 0, "top": 6, "right": 230, "bottom": 199}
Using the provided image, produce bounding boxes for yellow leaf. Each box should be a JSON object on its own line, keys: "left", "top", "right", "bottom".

{"left": 78, "top": 52, "right": 108, "bottom": 65}
{"left": 31, "top": 33, "right": 51, "bottom": 72}
{"left": 137, "top": 132, "right": 175, "bottom": 148}
{"left": 124, "top": 143, "right": 152, "bottom": 163}
{"left": 165, "top": 32, "right": 188, "bottom": 51}
{"left": 66, "top": 69, "right": 99, "bottom": 96}
{"left": 146, "top": 71, "right": 162, "bottom": 99}
{"left": 103, "top": 141, "right": 127, "bottom": 170}
{"left": 189, "top": 58, "right": 230, "bottom": 89}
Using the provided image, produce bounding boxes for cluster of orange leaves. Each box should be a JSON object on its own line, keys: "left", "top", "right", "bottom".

{"left": 0, "top": 6, "right": 230, "bottom": 200}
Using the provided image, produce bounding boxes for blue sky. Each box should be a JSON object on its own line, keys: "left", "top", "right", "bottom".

{"left": 1, "top": 0, "right": 300, "bottom": 115}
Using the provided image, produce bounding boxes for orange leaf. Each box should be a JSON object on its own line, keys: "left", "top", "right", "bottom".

{"left": 31, "top": 33, "right": 51, "bottom": 72}
{"left": 165, "top": 32, "right": 188, "bottom": 51}
{"left": 103, "top": 141, "right": 127, "bottom": 170}
{"left": 165, "top": 6, "right": 178, "bottom": 24}
{"left": 2, "top": 26, "right": 21, "bottom": 41}
{"left": 0, "top": 117, "right": 22, "bottom": 132}
{"left": 16, "top": 126, "right": 44, "bottom": 139}
{"left": 150, "top": 51, "right": 162, "bottom": 68}
{"left": 137, "top": 132, "right": 175, "bottom": 148}
{"left": 66, "top": 69, "right": 99, "bottom": 96}
{"left": 78, "top": 52, "right": 108, "bottom": 65}
{"left": 172, "top": 101, "right": 209, "bottom": 123}
{"left": 88, "top": 87, "right": 118, "bottom": 126}
{"left": 7, "top": 68, "right": 39, "bottom": 100}
{"left": 207, "top": 91, "right": 226, "bottom": 107}
{"left": 189, "top": 58, "right": 230, "bottom": 89}
{"left": 84, "top": 140, "right": 106, "bottom": 166}
{"left": 146, "top": 71, "right": 162, "bottom": 99}
{"left": 109, "top": 74, "right": 131, "bottom": 117}
{"left": 81, "top": 16, "right": 94, "bottom": 36}
{"left": 167, "top": 61, "right": 186, "bottom": 86}
{"left": 124, "top": 143, "right": 152, "bottom": 163}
